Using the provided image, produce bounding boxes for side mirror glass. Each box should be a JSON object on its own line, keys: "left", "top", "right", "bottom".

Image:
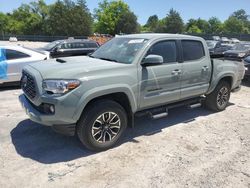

{"left": 141, "top": 54, "right": 163, "bottom": 66}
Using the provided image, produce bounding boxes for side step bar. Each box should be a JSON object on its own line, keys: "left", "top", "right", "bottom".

{"left": 151, "top": 112, "right": 168, "bottom": 119}
{"left": 189, "top": 103, "right": 202, "bottom": 109}
{"left": 136, "top": 97, "right": 205, "bottom": 120}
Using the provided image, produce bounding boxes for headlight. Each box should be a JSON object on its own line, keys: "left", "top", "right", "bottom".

{"left": 43, "top": 80, "right": 80, "bottom": 95}
{"left": 238, "top": 53, "right": 246, "bottom": 58}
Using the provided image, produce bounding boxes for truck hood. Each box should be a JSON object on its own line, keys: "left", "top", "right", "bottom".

{"left": 28, "top": 56, "right": 128, "bottom": 79}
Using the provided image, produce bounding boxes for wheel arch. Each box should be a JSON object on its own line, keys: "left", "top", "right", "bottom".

{"left": 73, "top": 86, "right": 137, "bottom": 127}
{"left": 207, "top": 73, "right": 235, "bottom": 95}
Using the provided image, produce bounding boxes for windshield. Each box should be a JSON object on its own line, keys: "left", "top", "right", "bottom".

{"left": 232, "top": 43, "right": 250, "bottom": 51}
{"left": 245, "top": 56, "right": 250, "bottom": 63}
{"left": 91, "top": 37, "right": 148, "bottom": 64}
{"left": 43, "top": 41, "right": 61, "bottom": 50}
{"left": 206, "top": 41, "right": 217, "bottom": 48}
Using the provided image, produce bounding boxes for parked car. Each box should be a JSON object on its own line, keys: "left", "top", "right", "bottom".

{"left": 212, "top": 36, "right": 220, "bottom": 41}
{"left": 244, "top": 56, "right": 250, "bottom": 79}
{"left": 210, "top": 41, "right": 234, "bottom": 56}
{"left": 19, "top": 34, "right": 245, "bottom": 151}
{"left": 9, "top": 37, "right": 18, "bottom": 42}
{"left": 206, "top": 40, "right": 219, "bottom": 55}
{"left": 38, "top": 39, "right": 99, "bottom": 58}
{"left": 0, "top": 45, "right": 48, "bottom": 85}
{"left": 221, "top": 37, "right": 230, "bottom": 43}
{"left": 230, "top": 38, "right": 240, "bottom": 44}
{"left": 224, "top": 42, "right": 250, "bottom": 59}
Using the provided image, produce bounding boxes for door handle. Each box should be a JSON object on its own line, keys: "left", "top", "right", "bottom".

{"left": 172, "top": 69, "right": 182, "bottom": 75}
{"left": 202, "top": 66, "right": 209, "bottom": 71}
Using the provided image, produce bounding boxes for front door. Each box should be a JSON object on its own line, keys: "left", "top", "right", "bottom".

{"left": 139, "top": 40, "right": 182, "bottom": 109}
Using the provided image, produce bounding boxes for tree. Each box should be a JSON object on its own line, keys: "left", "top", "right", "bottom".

{"left": 0, "top": 13, "right": 9, "bottom": 35}
{"left": 187, "top": 25, "right": 202, "bottom": 34}
{"left": 208, "top": 17, "right": 223, "bottom": 34}
{"left": 231, "top": 9, "right": 249, "bottom": 22}
{"left": 94, "top": 0, "right": 138, "bottom": 35}
{"left": 29, "top": 0, "right": 50, "bottom": 34}
{"left": 223, "top": 16, "right": 245, "bottom": 34}
{"left": 47, "top": 0, "right": 93, "bottom": 36}
{"left": 145, "top": 15, "right": 159, "bottom": 32}
{"left": 164, "top": 9, "right": 184, "bottom": 33}
{"left": 185, "top": 18, "right": 209, "bottom": 34}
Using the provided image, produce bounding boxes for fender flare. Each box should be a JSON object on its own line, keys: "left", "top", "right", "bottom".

{"left": 72, "top": 84, "right": 137, "bottom": 121}
{"left": 207, "top": 73, "right": 235, "bottom": 94}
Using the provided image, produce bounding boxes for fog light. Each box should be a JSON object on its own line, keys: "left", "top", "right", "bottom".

{"left": 42, "top": 103, "right": 55, "bottom": 114}
{"left": 49, "top": 105, "right": 55, "bottom": 113}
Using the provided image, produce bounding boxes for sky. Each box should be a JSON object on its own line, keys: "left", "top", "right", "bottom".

{"left": 1, "top": 0, "right": 250, "bottom": 24}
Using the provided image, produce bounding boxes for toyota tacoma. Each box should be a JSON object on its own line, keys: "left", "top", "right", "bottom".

{"left": 19, "top": 34, "right": 245, "bottom": 151}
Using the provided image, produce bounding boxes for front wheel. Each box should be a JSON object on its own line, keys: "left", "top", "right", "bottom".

{"left": 77, "top": 100, "right": 127, "bottom": 151}
{"left": 205, "top": 81, "right": 231, "bottom": 112}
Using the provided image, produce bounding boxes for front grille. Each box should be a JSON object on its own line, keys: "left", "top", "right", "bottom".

{"left": 21, "top": 71, "right": 37, "bottom": 99}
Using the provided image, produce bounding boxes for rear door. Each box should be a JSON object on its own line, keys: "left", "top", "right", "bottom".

{"left": 139, "top": 40, "right": 182, "bottom": 109}
{"left": 180, "top": 40, "right": 211, "bottom": 99}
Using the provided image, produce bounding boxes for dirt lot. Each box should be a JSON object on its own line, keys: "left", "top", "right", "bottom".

{"left": 0, "top": 81, "right": 249, "bottom": 188}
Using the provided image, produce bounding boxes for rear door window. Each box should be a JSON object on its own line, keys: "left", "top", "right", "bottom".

{"left": 182, "top": 40, "right": 205, "bottom": 61}
{"left": 6, "top": 49, "right": 30, "bottom": 60}
{"left": 61, "top": 43, "right": 73, "bottom": 49}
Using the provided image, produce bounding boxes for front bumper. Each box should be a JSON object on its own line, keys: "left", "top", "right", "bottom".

{"left": 19, "top": 94, "right": 76, "bottom": 136}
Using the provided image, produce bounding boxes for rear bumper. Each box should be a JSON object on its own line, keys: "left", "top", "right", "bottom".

{"left": 19, "top": 94, "right": 76, "bottom": 136}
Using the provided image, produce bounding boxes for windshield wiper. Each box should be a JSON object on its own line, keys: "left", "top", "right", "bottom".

{"left": 98, "top": 57, "right": 118, "bottom": 62}
{"left": 88, "top": 54, "right": 95, "bottom": 58}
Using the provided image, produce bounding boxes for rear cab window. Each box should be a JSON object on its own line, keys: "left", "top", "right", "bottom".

{"left": 181, "top": 40, "right": 205, "bottom": 61}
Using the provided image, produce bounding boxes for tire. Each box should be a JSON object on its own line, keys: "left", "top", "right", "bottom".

{"left": 77, "top": 100, "right": 127, "bottom": 151}
{"left": 205, "top": 81, "right": 231, "bottom": 112}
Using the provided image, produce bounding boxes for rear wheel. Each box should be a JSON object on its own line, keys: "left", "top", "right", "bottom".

{"left": 77, "top": 100, "right": 127, "bottom": 151}
{"left": 205, "top": 81, "right": 231, "bottom": 112}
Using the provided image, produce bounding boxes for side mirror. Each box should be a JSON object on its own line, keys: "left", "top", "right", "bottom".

{"left": 53, "top": 47, "right": 59, "bottom": 52}
{"left": 141, "top": 55, "right": 163, "bottom": 66}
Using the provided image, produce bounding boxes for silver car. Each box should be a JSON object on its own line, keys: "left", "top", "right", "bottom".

{"left": 0, "top": 45, "right": 48, "bottom": 85}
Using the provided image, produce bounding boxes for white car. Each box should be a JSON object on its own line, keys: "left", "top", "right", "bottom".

{"left": 0, "top": 45, "right": 49, "bottom": 85}
{"left": 230, "top": 38, "right": 240, "bottom": 43}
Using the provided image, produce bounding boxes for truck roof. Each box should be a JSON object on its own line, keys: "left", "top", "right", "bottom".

{"left": 117, "top": 33, "right": 203, "bottom": 41}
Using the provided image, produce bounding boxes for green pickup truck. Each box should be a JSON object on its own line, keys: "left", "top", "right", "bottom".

{"left": 19, "top": 34, "right": 245, "bottom": 151}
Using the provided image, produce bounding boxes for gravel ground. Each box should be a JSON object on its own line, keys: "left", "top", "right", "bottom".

{"left": 0, "top": 81, "right": 249, "bottom": 188}
{"left": 0, "top": 41, "right": 250, "bottom": 187}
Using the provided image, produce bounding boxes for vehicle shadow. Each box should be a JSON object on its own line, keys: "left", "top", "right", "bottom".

{"left": 0, "top": 85, "right": 20, "bottom": 91}
{"left": 242, "top": 79, "right": 250, "bottom": 87}
{"left": 11, "top": 105, "right": 231, "bottom": 164}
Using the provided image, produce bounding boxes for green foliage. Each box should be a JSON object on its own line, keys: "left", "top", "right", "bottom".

{"left": 145, "top": 15, "right": 159, "bottom": 32}
{"left": 47, "top": 0, "right": 93, "bottom": 36}
{"left": 223, "top": 16, "right": 248, "bottom": 34}
{"left": 1, "top": 0, "right": 93, "bottom": 36}
{"left": 231, "top": 9, "right": 249, "bottom": 22}
{"left": 208, "top": 17, "right": 223, "bottom": 34}
{"left": 186, "top": 18, "right": 209, "bottom": 34}
{"left": 94, "top": 0, "right": 138, "bottom": 35}
{"left": 1, "top": 1, "right": 250, "bottom": 36}
{"left": 164, "top": 9, "right": 184, "bottom": 33}
{"left": 187, "top": 25, "right": 202, "bottom": 34}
